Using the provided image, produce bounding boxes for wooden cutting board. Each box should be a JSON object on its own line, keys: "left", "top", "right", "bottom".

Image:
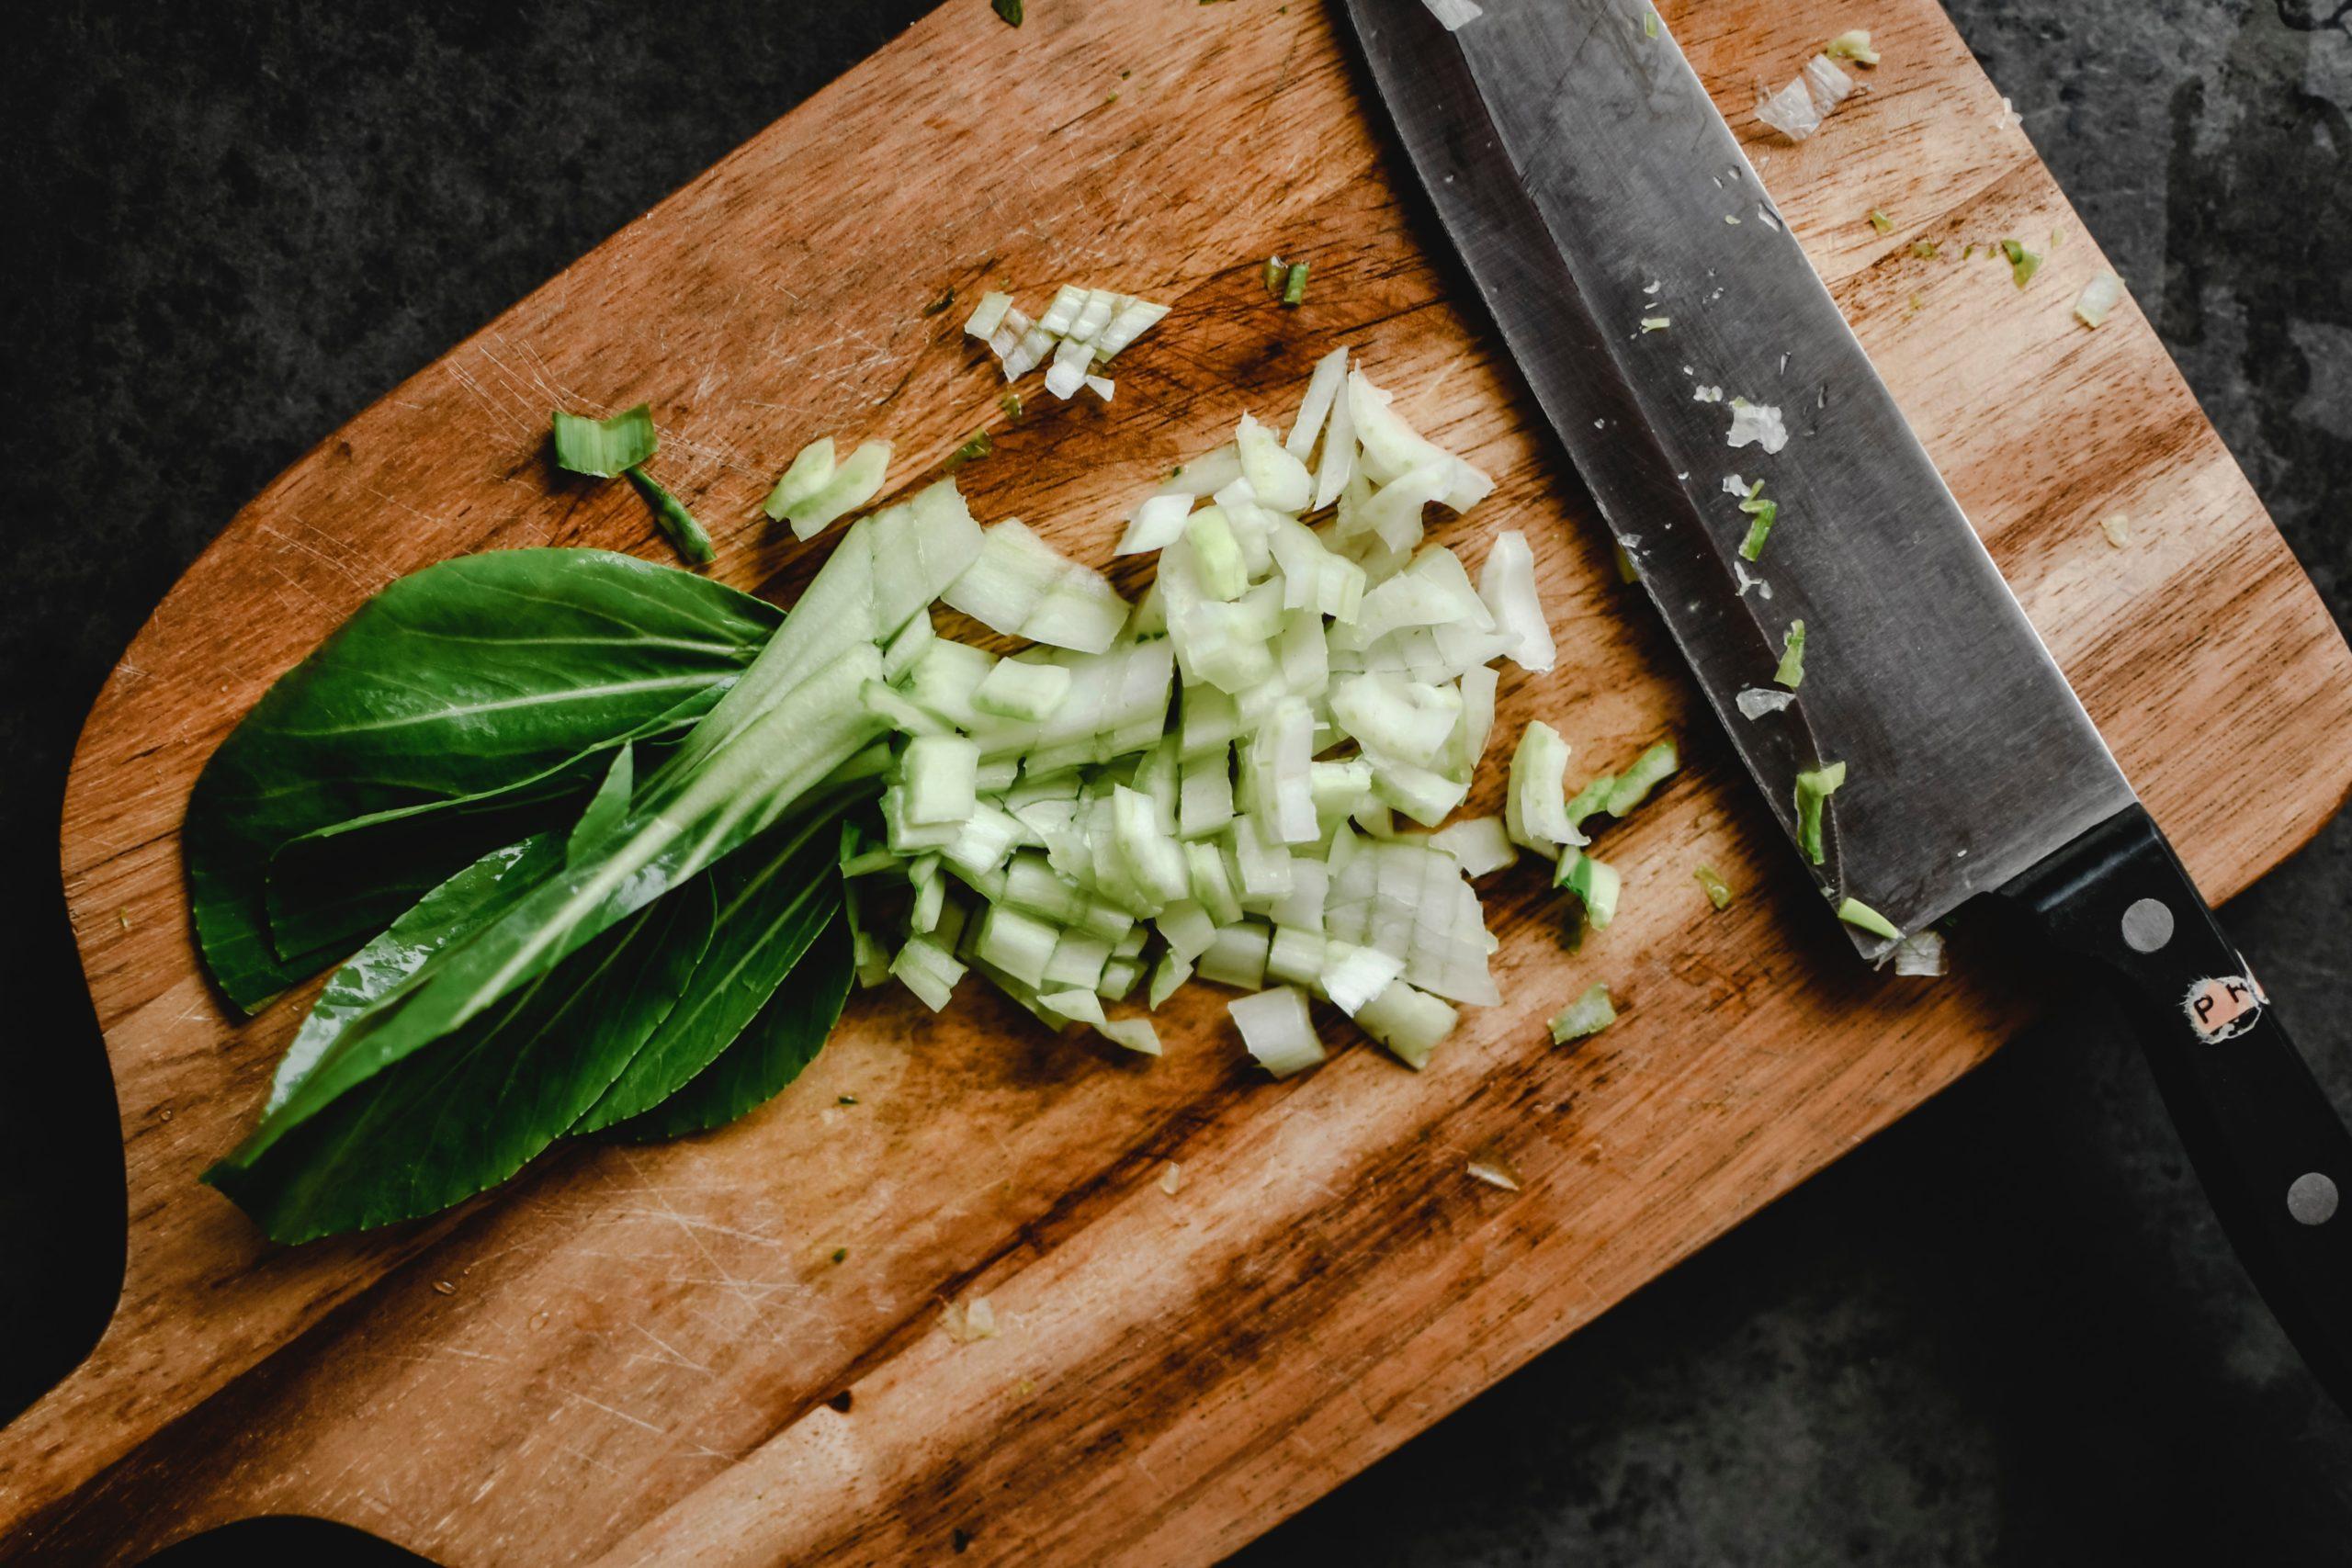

{"left": 10, "top": 0, "right": 2350, "bottom": 1562}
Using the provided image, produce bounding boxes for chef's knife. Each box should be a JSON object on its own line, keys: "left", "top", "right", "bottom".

{"left": 1337, "top": 0, "right": 2351, "bottom": 1404}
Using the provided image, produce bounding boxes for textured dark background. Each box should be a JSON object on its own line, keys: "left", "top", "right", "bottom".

{"left": 4, "top": 2, "right": 2347, "bottom": 1563}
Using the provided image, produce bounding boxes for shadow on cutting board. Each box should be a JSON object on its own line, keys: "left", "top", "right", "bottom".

{"left": 144, "top": 1517, "right": 430, "bottom": 1566}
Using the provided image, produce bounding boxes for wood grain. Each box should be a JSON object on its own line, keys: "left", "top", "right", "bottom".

{"left": 8, "top": 0, "right": 2350, "bottom": 1562}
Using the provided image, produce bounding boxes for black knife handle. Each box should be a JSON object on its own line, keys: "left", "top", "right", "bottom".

{"left": 2002, "top": 804, "right": 2352, "bottom": 1408}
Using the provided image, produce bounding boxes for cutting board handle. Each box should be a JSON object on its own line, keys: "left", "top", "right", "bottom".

{"left": 2002, "top": 804, "right": 2352, "bottom": 1410}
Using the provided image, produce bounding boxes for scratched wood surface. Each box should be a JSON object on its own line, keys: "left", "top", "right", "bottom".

{"left": 10, "top": 0, "right": 2352, "bottom": 1562}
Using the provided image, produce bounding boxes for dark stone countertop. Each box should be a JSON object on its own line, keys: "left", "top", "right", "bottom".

{"left": 2, "top": 3, "right": 2345, "bottom": 1563}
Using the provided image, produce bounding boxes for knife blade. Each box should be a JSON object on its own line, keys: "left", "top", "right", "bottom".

{"left": 1338, "top": 0, "right": 2350, "bottom": 1408}
{"left": 1340, "top": 0, "right": 2129, "bottom": 950}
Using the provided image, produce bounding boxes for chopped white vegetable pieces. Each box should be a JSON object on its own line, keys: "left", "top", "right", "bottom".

{"left": 944, "top": 520, "right": 1129, "bottom": 653}
{"left": 1758, "top": 53, "right": 1856, "bottom": 141}
{"left": 976, "top": 282, "right": 1170, "bottom": 398}
{"left": 1892, "top": 931, "right": 1948, "bottom": 977}
{"left": 1229, "top": 987, "right": 1325, "bottom": 1078}
{"left": 764, "top": 438, "right": 894, "bottom": 541}
{"left": 1430, "top": 815, "right": 1516, "bottom": 877}
{"left": 2075, "top": 271, "right": 2125, "bottom": 329}
{"left": 1725, "top": 399, "right": 1790, "bottom": 455}
{"left": 1477, "top": 530, "right": 1555, "bottom": 673}
{"left": 848, "top": 346, "right": 1709, "bottom": 1078}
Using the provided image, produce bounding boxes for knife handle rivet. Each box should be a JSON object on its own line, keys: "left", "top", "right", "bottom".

{"left": 2287, "top": 1172, "right": 2338, "bottom": 1227}
{"left": 2120, "top": 897, "right": 2175, "bottom": 953}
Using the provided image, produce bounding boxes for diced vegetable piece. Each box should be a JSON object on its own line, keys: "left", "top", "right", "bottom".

{"left": 974, "top": 657, "right": 1072, "bottom": 722}
{"left": 1156, "top": 899, "right": 1217, "bottom": 962}
{"left": 1736, "top": 482, "right": 1778, "bottom": 562}
{"left": 1148, "top": 951, "right": 1194, "bottom": 1009}
{"left": 1557, "top": 852, "right": 1620, "bottom": 930}
{"left": 1097, "top": 955, "right": 1142, "bottom": 999}
{"left": 1366, "top": 753, "right": 1469, "bottom": 828}
{"left": 1285, "top": 345, "right": 1350, "bottom": 464}
{"left": 943, "top": 519, "right": 1069, "bottom": 633}
{"left": 1093, "top": 297, "right": 1170, "bottom": 360}
{"left": 1185, "top": 506, "right": 1250, "bottom": 600}
{"left": 1330, "top": 674, "right": 1462, "bottom": 771}
{"left": 899, "top": 638, "right": 996, "bottom": 730}
{"left": 1042, "top": 931, "right": 1113, "bottom": 992}
{"left": 2000, "top": 239, "right": 2042, "bottom": 290}
{"left": 780, "top": 441, "right": 892, "bottom": 541}
{"left": 551, "top": 403, "right": 657, "bottom": 477}
{"left": 1346, "top": 370, "right": 1491, "bottom": 511}
{"left": 1774, "top": 619, "right": 1807, "bottom": 689}
{"left": 977, "top": 905, "right": 1062, "bottom": 987}
{"left": 1037, "top": 284, "right": 1088, "bottom": 334}
{"left": 1179, "top": 746, "right": 1236, "bottom": 840}
{"left": 1046, "top": 336, "right": 1094, "bottom": 400}
{"left": 1039, "top": 987, "right": 1160, "bottom": 1055}
{"left": 1244, "top": 698, "right": 1319, "bottom": 844}
{"left": 881, "top": 607, "right": 934, "bottom": 682}
{"left": 1114, "top": 785, "right": 1190, "bottom": 908}
{"left": 1547, "top": 983, "right": 1615, "bottom": 1043}
{"left": 942, "top": 800, "right": 1023, "bottom": 880}
{"left": 1237, "top": 412, "right": 1313, "bottom": 512}
{"left": 1227, "top": 815, "right": 1295, "bottom": 901}
{"left": 1825, "top": 28, "right": 1879, "bottom": 64}
{"left": 1430, "top": 816, "right": 1515, "bottom": 877}
{"left": 910, "top": 860, "right": 947, "bottom": 932}
{"left": 1023, "top": 566, "right": 1129, "bottom": 654}
{"left": 1893, "top": 930, "right": 1946, "bottom": 975}
{"left": 762, "top": 436, "right": 836, "bottom": 521}
{"left": 1229, "top": 986, "right": 1325, "bottom": 1077}
{"left": 1186, "top": 839, "right": 1245, "bottom": 925}
{"left": 2075, "top": 271, "right": 2125, "bottom": 328}
{"left": 892, "top": 937, "right": 966, "bottom": 1012}
{"left": 1793, "top": 760, "right": 1846, "bottom": 864}
{"left": 1118, "top": 491, "right": 1193, "bottom": 555}
{"left": 1695, "top": 864, "right": 1734, "bottom": 909}
{"left": 1319, "top": 941, "right": 1405, "bottom": 1015}
{"left": 1265, "top": 926, "right": 1328, "bottom": 987}
{"left": 1198, "top": 920, "right": 1272, "bottom": 989}
{"left": 1836, "top": 897, "right": 1901, "bottom": 941}
{"left": 1476, "top": 530, "right": 1555, "bottom": 674}
{"left": 964, "top": 291, "right": 1013, "bottom": 339}
{"left": 1506, "top": 721, "right": 1583, "bottom": 855}
{"left": 1269, "top": 858, "right": 1329, "bottom": 932}
{"left": 1312, "top": 358, "right": 1357, "bottom": 511}
{"left": 1354, "top": 979, "right": 1456, "bottom": 1069}
{"left": 899, "top": 734, "right": 979, "bottom": 826}
{"left": 1065, "top": 288, "right": 1118, "bottom": 344}
{"left": 1601, "top": 739, "right": 1679, "bottom": 817}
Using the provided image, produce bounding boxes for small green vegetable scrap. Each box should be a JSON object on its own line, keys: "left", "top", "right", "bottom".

{"left": 1867, "top": 209, "right": 1893, "bottom": 233}
{"left": 1549, "top": 984, "right": 1617, "bottom": 1043}
{"left": 1774, "top": 619, "right": 1807, "bottom": 689}
{"left": 1736, "top": 480, "right": 1778, "bottom": 562}
{"left": 945, "top": 429, "right": 994, "bottom": 471}
{"left": 550, "top": 404, "right": 710, "bottom": 564}
{"left": 1999, "top": 239, "right": 2041, "bottom": 289}
{"left": 991, "top": 0, "right": 1022, "bottom": 27}
{"left": 550, "top": 403, "right": 658, "bottom": 478}
{"left": 1694, "top": 865, "right": 1734, "bottom": 910}
{"left": 1793, "top": 761, "right": 1846, "bottom": 865}
{"left": 1835, "top": 897, "right": 1901, "bottom": 941}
